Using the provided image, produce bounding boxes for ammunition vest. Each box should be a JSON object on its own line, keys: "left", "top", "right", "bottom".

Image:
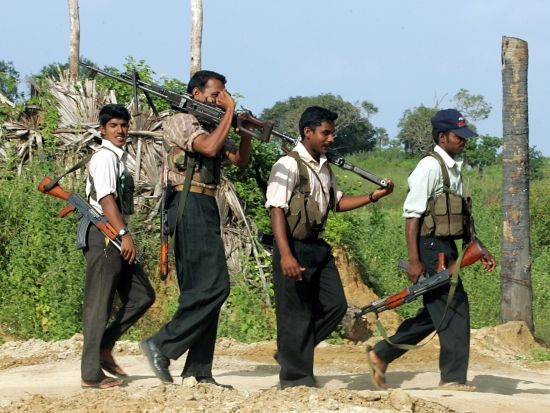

{"left": 420, "top": 151, "right": 469, "bottom": 239}
{"left": 167, "top": 146, "right": 221, "bottom": 187}
{"left": 285, "top": 152, "right": 335, "bottom": 240}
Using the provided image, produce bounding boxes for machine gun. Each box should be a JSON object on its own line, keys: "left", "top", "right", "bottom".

{"left": 80, "top": 63, "right": 274, "bottom": 142}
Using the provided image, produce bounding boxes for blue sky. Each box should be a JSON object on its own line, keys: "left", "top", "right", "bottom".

{"left": 2, "top": 0, "right": 549, "bottom": 154}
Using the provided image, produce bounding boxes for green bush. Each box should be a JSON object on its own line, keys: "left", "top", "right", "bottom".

{"left": 0, "top": 171, "right": 84, "bottom": 339}
{"left": 1, "top": 146, "right": 549, "bottom": 345}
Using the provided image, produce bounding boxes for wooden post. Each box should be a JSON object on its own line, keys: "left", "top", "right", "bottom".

{"left": 500, "top": 36, "right": 533, "bottom": 330}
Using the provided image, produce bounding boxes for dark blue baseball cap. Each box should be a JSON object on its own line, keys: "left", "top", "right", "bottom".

{"left": 431, "top": 109, "right": 475, "bottom": 139}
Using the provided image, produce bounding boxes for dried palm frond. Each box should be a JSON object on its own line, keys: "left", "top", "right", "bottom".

{"left": 218, "top": 176, "right": 271, "bottom": 306}
{"left": 1, "top": 70, "right": 265, "bottom": 299}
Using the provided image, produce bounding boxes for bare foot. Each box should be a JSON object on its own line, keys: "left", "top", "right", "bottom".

{"left": 100, "top": 348, "right": 127, "bottom": 377}
{"left": 366, "top": 345, "right": 388, "bottom": 389}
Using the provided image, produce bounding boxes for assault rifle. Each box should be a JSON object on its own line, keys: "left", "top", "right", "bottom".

{"left": 80, "top": 63, "right": 274, "bottom": 142}
{"left": 355, "top": 239, "right": 489, "bottom": 318}
{"left": 270, "top": 129, "right": 389, "bottom": 188}
{"left": 37, "top": 176, "right": 128, "bottom": 256}
{"left": 159, "top": 160, "right": 170, "bottom": 281}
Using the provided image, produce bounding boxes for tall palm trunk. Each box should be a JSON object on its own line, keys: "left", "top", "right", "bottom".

{"left": 500, "top": 36, "right": 533, "bottom": 330}
{"left": 67, "top": 0, "right": 80, "bottom": 80}
{"left": 190, "top": 0, "right": 203, "bottom": 77}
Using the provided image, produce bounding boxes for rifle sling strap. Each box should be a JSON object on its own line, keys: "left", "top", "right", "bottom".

{"left": 170, "top": 154, "right": 196, "bottom": 252}
{"left": 43, "top": 153, "right": 94, "bottom": 192}
{"left": 374, "top": 248, "right": 466, "bottom": 351}
{"left": 429, "top": 151, "right": 451, "bottom": 191}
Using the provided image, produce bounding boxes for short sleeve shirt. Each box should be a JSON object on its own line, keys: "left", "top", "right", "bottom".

{"left": 403, "top": 145, "right": 465, "bottom": 219}
{"left": 162, "top": 112, "right": 238, "bottom": 186}
{"left": 265, "top": 142, "right": 343, "bottom": 216}
{"left": 162, "top": 113, "right": 209, "bottom": 152}
{"left": 86, "top": 140, "right": 130, "bottom": 217}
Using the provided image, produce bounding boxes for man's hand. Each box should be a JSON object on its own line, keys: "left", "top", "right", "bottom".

{"left": 120, "top": 234, "right": 137, "bottom": 264}
{"left": 372, "top": 179, "right": 394, "bottom": 201}
{"left": 481, "top": 252, "right": 497, "bottom": 272}
{"left": 280, "top": 253, "right": 306, "bottom": 280}
{"left": 406, "top": 258, "right": 424, "bottom": 283}
{"left": 215, "top": 89, "right": 235, "bottom": 112}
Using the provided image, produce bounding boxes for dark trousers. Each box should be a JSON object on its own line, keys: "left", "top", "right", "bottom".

{"left": 273, "top": 238, "right": 348, "bottom": 388}
{"left": 152, "top": 192, "right": 230, "bottom": 378}
{"left": 82, "top": 225, "right": 155, "bottom": 381}
{"left": 374, "top": 236, "right": 470, "bottom": 383}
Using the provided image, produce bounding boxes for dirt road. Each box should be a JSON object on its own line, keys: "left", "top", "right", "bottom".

{"left": 0, "top": 321, "right": 549, "bottom": 413}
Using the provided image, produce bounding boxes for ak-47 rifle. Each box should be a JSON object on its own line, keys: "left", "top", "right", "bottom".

{"left": 270, "top": 129, "right": 389, "bottom": 188}
{"left": 80, "top": 63, "right": 274, "bottom": 142}
{"left": 354, "top": 239, "right": 489, "bottom": 318}
{"left": 37, "top": 176, "right": 128, "bottom": 256}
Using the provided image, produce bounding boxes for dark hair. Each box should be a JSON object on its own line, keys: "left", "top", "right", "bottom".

{"left": 298, "top": 106, "right": 338, "bottom": 138}
{"left": 99, "top": 104, "right": 130, "bottom": 126}
{"left": 186, "top": 70, "right": 227, "bottom": 94}
{"left": 432, "top": 128, "right": 440, "bottom": 144}
{"left": 432, "top": 129, "right": 449, "bottom": 144}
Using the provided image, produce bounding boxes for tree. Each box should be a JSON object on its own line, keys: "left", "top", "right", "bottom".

{"left": 463, "top": 135, "right": 502, "bottom": 176}
{"left": 500, "top": 36, "right": 533, "bottom": 331}
{"left": 0, "top": 60, "right": 21, "bottom": 102}
{"left": 451, "top": 88, "right": 492, "bottom": 121}
{"left": 397, "top": 105, "right": 438, "bottom": 154}
{"left": 261, "top": 94, "right": 378, "bottom": 154}
{"left": 398, "top": 91, "right": 491, "bottom": 155}
{"left": 67, "top": 0, "right": 80, "bottom": 80}
{"left": 373, "top": 127, "right": 389, "bottom": 150}
{"left": 190, "top": 0, "right": 203, "bottom": 77}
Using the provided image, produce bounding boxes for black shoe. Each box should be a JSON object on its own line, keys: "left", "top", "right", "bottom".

{"left": 196, "top": 376, "right": 234, "bottom": 389}
{"left": 139, "top": 339, "right": 173, "bottom": 383}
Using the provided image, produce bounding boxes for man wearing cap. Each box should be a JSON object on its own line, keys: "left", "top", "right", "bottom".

{"left": 366, "top": 109, "right": 496, "bottom": 391}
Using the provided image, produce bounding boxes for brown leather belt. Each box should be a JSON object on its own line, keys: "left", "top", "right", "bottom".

{"left": 173, "top": 184, "right": 216, "bottom": 197}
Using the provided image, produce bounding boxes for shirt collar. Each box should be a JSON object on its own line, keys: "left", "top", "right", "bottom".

{"left": 434, "top": 144, "right": 462, "bottom": 170}
{"left": 100, "top": 139, "right": 125, "bottom": 159}
{"left": 294, "top": 142, "right": 328, "bottom": 168}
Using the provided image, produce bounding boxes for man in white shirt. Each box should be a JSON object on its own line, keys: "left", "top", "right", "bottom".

{"left": 367, "top": 109, "right": 495, "bottom": 391}
{"left": 81, "top": 104, "right": 155, "bottom": 389}
{"left": 265, "top": 106, "right": 393, "bottom": 388}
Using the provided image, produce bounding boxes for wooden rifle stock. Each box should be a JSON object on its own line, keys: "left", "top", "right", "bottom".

{"left": 38, "top": 176, "right": 71, "bottom": 201}
{"left": 356, "top": 240, "right": 488, "bottom": 317}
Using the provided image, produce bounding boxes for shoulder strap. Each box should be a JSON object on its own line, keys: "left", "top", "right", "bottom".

{"left": 288, "top": 151, "right": 330, "bottom": 198}
{"left": 326, "top": 164, "right": 336, "bottom": 211}
{"left": 429, "top": 151, "right": 451, "bottom": 191}
{"left": 287, "top": 151, "right": 310, "bottom": 195}
{"left": 44, "top": 146, "right": 122, "bottom": 192}
{"left": 170, "top": 152, "right": 196, "bottom": 251}
{"left": 43, "top": 153, "right": 94, "bottom": 192}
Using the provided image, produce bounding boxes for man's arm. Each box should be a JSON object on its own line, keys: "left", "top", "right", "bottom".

{"left": 405, "top": 217, "right": 423, "bottom": 283}
{"left": 336, "top": 181, "right": 394, "bottom": 212}
{"left": 226, "top": 134, "right": 252, "bottom": 168}
{"left": 99, "top": 194, "right": 136, "bottom": 264}
{"left": 270, "top": 207, "right": 305, "bottom": 280}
